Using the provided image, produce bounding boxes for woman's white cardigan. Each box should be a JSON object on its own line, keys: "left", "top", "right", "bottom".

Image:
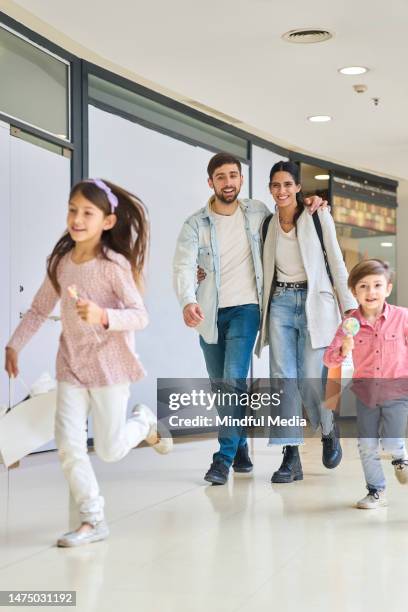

{"left": 255, "top": 209, "right": 358, "bottom": 356}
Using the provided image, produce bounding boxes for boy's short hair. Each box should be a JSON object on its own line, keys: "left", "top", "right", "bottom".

{"left": 207, "top": 152, "right": 242, "bottom": 179}
{"left": 348, "top": 258, "right": 394, "bottom": 290}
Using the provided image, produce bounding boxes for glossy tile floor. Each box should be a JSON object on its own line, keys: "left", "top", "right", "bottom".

{"left": 1, "top": 436, "right": 407, "bottom": 612}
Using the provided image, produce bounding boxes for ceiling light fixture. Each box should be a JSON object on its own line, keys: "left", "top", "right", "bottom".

{"left": 314, "top": 174, "right": 330, "bottom": 180}
{"left": 339, "top": 66, "right": 368, "bottom": 75}
{"left": 307, "top": 115, "right": 332, "bottom": 122}
{"left": 380, "top": 242, "right": 393, "bottom": 247}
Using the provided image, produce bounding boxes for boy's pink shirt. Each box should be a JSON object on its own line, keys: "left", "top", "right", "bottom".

{"left": 324, "top": 302, "right": 408, "bottom": 377}
{"left": 7, "top": 250, "right": 148, "bottom": 388}
{"left": 323, "top": 302, "right": 408, "bottom": 406}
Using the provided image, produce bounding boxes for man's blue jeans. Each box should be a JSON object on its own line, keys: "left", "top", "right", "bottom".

{"left": 200, "top": 304, "right": 260, "bottom": 467}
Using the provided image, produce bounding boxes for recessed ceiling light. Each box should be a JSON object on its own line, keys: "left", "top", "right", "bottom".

{"left": 339, "top": 66, "right": 368, "bottom": 75}
{"left": 314, "top": 174, "right": 330, "bottom": 180}
{"left": 380, "top": 242, "right": 393, "bottom": 247}
{"left": 308, "top": 115, "right": 332, "bottom": 122}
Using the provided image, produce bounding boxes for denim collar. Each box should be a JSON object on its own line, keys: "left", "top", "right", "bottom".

{"left": 201, "top": 196, "right": 248, "bottom": 219}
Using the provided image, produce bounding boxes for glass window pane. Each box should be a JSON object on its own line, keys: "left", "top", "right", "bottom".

{"left": 336, "top": 225, "right": 397, "bottom": 303}
{"left": 88, "top": 74, "right": 248, "bottom": 159}
{"left": 333, "top": 195, "right": 396, "bottom": 234}
{"left": 0, "top": 26, "right": 69, "bottom": 139}
{"left": 301, "top": 163, "right": 330, "bottom": 199}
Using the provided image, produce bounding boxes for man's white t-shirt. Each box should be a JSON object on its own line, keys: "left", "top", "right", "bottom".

{"left": 212, "top": 206, "right": 258, "bottom": 308}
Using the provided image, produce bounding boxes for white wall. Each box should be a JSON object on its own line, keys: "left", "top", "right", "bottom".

{"left": 88, "top": 106, "right": 249, "bottom": 410}
{"left": 397, "top": 180, "right": 408, "bottom": 306}
{"left": 251, "top": 145, "right": 288, "bottom": 208}
{"left": 251, "top": 144, "right": 288, "bottom": 379}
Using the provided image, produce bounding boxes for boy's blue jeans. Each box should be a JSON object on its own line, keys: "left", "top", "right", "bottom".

{"left": 357, "top": 398, "right": 408, "bottom": 491}
{"left": 200, "top": 304, "right": 260, "bottom": 467}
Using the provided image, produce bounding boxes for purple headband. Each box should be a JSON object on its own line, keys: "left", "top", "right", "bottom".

{"left": 86, "top": 178, "right": 118, "bottom": 213}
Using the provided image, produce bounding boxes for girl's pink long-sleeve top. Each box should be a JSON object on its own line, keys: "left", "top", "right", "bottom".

{"left": 7, "top": 250, "right": 148, "bottom": 388}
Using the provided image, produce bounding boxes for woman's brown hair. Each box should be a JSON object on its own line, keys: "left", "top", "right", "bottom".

{"left": 47, "top": 180, "right": 149, "bottom": 294}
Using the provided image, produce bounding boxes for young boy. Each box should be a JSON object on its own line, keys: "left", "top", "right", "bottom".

{"left": 324, "top": 259, "right": 408, "bottom": 509}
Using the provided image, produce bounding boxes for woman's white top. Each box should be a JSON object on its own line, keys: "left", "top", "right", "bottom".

{"left": 275, "top": 218, "right": 307, "bottom": 283}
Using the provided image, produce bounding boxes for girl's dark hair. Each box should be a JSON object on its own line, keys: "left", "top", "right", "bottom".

{"left": 47, "top": 180, "right": 149, "bottom": 294}
{"left": 269, "top": 160, "right": 304, "bottom": 227}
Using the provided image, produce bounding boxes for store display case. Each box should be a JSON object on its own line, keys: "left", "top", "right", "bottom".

{"left": 300, "top": 163, "right": 398, "bottom": 416}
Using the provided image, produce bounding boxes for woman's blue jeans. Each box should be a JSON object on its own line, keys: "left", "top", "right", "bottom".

{"left": 200, "top": 304, "right": 260, "bottom": 466}
{"left": 268, "top": 287, "right": 333, "bottom": 445}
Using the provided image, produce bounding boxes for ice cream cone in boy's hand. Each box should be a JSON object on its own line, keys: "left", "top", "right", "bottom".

{"left": 341, "top": 335, "right": 354, "bottom": 357}
{"left": 340, "top": 317, "right": 359, "bottom": 357}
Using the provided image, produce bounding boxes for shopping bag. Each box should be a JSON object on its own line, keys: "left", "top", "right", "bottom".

{"left": 0, "top": 375, "right": 57, "bottom": 468}
{"left": 324, "top": 366, "right": 343, "bottom": 411}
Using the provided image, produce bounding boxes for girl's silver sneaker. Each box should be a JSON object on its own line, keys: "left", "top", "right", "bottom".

{"left": 57, "top": 521, "right": 109, "bottom": 547}
{"left": 132, "top": 404, "right": 173, "bottom": 454}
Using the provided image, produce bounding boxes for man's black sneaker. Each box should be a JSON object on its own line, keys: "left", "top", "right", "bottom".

{"left": 232, "top": 444, "right": 253, "bottom": 473}
{"left": 271, "top": 445, "right": 303, "bottom": 483}
{"left": 204, "top": 458, "right": 229, "bottom": 485}
{"left": 321, "top": 425, "right": 342, "bottom": 469}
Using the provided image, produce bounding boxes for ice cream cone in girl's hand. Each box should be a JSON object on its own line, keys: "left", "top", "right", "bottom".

{"left": 68, "top": 285, "right": 101, "bottom": 342}
{"left": 67, "top": 285, "right": 79, "bottom": 301}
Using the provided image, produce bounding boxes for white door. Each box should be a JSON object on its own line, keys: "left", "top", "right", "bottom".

{"left": 9, "top": 130, "right": 71, "bottom": 449}
{"left": 0, "top": 122, "right": 11, "bottom": 414}
{"left": 0, "top": 122, "right": 11, "bottom": 527}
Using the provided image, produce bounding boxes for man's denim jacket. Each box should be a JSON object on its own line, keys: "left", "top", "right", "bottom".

{"left": 173, "top": 197, "right": 270, "bottom": 344}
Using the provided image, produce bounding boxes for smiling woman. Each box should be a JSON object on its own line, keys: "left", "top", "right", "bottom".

{"left": 256, "top": 160, "right": 358, "bottom": 484}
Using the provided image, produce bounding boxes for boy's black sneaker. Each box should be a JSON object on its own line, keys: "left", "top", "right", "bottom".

{"left": 204, "top": 458, "right": 229, "bottom": 485}
{"left": 232, "top": 444, "right": 253, "bottom": 473}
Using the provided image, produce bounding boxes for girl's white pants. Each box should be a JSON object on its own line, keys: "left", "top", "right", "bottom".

{"left": 55, "top": 381, "right": 150, "bottom": 525}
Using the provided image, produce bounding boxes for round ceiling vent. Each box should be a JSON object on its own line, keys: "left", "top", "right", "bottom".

{"left": 282, "top": 29, "right": 333, "bottom": 44}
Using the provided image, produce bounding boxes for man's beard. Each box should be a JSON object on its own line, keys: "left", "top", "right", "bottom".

{"left": 214, "top": 186, "right": 240, "bottom": 205}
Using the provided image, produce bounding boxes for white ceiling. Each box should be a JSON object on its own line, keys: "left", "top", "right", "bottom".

{"left": 8, "top": 0, "right": 408, "bottom": 180}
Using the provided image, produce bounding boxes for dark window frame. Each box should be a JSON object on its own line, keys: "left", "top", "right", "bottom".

{"left": 0, "top": 11, "right": 82, "bottom": 184}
